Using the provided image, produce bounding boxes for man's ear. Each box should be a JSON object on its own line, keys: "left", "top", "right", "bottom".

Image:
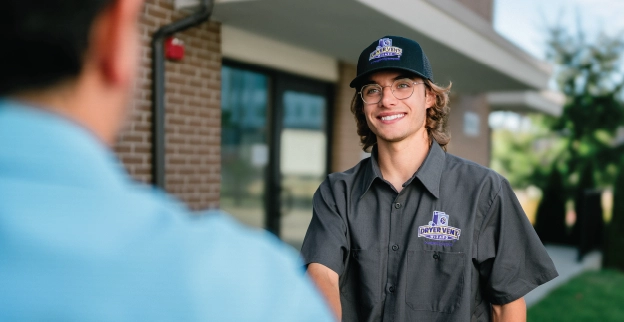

{"left": 90, "top": 0, "right": 143, "bottom": 87}
{"left": 425, "top": 87, "right": 436, "bottom": 109}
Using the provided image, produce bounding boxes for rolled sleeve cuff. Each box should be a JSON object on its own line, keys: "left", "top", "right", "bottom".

{"left": 489, "top": 268, "right": 559, "bottom": 305}
{"left": 302, "top": 254, "right": 345, "bottom": 276}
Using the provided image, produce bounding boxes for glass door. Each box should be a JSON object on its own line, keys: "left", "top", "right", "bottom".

{"left": 221, "top": 62, "right": 332, "bottom": 250}
{"left": 220, "top": 65, "right": 269, "bottom": 229}
{"left": 275, "top": 76, "right": 331, "bottom": 250}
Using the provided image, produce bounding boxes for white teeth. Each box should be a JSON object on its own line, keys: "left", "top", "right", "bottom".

{"left": 380, "top": 113, "right": 405, "bottom": 121}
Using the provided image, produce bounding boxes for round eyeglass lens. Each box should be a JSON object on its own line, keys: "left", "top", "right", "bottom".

{"left": 392, "top": 79, "right": 416, "bottom": 100}
{"left": 361, "top": 84, "right": 382, "bottom": 104}
{"left": 360, "top": 78, "right": 418, "bottom": 104}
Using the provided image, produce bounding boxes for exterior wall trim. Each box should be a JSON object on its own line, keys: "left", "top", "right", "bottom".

{"left": 221, "top": 25, "right": 339, "bottom": 82}
{"left": 487, "top": 91, "right": 564, "bottom": 116}
{"left": 423, "top": 0, "right": 549, "bottom": 72}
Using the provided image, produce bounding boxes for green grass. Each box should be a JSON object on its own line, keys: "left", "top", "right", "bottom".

{"left": 528, "top": 269, "right": 624, "bottom": 321}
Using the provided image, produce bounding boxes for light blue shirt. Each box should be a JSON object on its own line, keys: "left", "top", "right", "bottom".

{"left": 0, "top": 100, "right": 333, "bottom": 321}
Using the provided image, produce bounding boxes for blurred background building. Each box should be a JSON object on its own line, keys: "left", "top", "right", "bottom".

{"left": 117, "top": 0, "right": 564, "bottom": 249}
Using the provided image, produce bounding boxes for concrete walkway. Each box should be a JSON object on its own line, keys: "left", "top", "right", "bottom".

{"left": 524, "top": 244, "right": 602, "bottom": 307}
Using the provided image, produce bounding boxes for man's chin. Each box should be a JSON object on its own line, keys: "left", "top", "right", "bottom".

{"left": 376, "top": 133, "right": 409, "bottom": 144}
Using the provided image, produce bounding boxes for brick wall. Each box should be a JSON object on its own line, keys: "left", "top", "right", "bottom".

{"left": 331, "top": 63, "right": 364, "bottom": 173}
{"left": 114, "top": 0, "right": 222, "bottom": 211}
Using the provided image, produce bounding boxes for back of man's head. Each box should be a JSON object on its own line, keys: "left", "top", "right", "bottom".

{"left": 0, "top": 0, "right": 112, "bottom": 96}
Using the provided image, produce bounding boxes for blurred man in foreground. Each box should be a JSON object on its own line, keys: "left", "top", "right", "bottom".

{"left": 0, "top": 1, "right": 333, "bottom": 321}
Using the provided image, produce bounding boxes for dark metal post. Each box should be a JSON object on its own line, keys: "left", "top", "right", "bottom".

{"left": 151, "top": 0, "right": 214, "bottom": 188}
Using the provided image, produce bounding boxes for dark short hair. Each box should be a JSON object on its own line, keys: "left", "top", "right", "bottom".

{"left": 0, "top": 0, "right": 113, "bottom": 96}
{"left": 351, "top": 76, "right": 452, "bottom": 152}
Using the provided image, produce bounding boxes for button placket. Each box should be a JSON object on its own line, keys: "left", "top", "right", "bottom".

{"left": 383, "top": 193, "right": 404, "bottom": 318}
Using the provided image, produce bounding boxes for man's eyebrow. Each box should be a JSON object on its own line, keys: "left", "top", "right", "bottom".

{"left": 393, "top": 73, "right": 417, "bottom": 81}
{"left": 361, "top": 79, "right": 376, "bottom": 86}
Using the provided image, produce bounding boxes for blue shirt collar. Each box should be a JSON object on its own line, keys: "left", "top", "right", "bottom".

{"left": 0, "top": 99, "right": 131, "bottom": 190}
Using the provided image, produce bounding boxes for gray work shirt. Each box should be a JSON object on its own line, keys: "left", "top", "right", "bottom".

{"left": 301, "top": 141, "right": 558, "bottom": 322}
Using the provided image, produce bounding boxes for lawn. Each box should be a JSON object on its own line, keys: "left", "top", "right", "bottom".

{"left": 528, "top": 269, "right": 624, "bottom": 321}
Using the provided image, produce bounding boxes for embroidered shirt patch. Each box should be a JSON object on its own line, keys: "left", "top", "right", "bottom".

{"left": 418, "top": 211, "right": 461, "bottom": 241}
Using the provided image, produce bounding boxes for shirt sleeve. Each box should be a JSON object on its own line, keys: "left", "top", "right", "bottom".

{"left": 300, "top": 179, "right": 349, "bottom": 276}
{"left": 189, "top": 212, "right": 336, "bottom": 321}
{"left": 279, "top": 250, "right": 337, "bottom": 322}
{"left": 475, "top": 179, "right": 559, "bottom": 305}
{"left": 257, "top": 232, "right": 337, "bottom": 322}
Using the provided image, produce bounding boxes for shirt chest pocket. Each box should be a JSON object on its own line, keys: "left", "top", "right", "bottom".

{"left": 406, "top": 250, "right": 465, "bottom": 313}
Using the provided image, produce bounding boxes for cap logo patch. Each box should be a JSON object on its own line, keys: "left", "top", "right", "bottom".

{"left": 369, "top": 38, "right": 402, "bottom": 63}
{"left": 418, "top": 211, "right": 461, "bottom": 241}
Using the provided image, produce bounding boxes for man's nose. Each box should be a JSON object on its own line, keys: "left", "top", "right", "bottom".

{"left": 380, "top": 86, "right": 397, "bottom": 107}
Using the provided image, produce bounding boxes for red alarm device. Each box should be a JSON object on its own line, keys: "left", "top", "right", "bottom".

{"left": 165, "top": 37, "right": 185, "bottom": 61}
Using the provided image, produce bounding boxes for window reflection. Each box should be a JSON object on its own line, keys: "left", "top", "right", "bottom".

{"left": 220, "top": 66, "right": 268, "bottom": 228}
{"left": 280, "top": 91, "right": 327, "bottom": 250}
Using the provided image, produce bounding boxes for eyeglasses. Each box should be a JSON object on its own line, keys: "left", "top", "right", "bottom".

{"left": 358, "top": 79, "right": 426, "bottom": 104}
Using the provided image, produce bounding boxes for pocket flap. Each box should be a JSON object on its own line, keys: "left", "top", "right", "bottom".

{"left": 406, "top": 250, "right": 465, "bottom": 313}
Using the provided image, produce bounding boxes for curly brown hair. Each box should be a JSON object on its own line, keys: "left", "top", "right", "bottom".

{"left": 350, "top": 78, "right": 452, "bottom": 152}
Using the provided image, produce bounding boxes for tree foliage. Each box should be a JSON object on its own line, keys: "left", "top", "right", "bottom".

{"left": 533, "top": 24, "right": 624, "bottom": 252}
{"left": 534, "top": 165, "right": 567, "bottom": 244}
{"left": 605, "top": 159, "right": 624, "bottom": 270}
{"left": 491, "top": 114, "right": 566, "bottom": 190}
{"left": 546, "top": 26, "right": 624, "bottom": 190}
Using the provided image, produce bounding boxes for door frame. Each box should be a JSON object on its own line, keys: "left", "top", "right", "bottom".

{"left": 222, "top": 59, "right": 334, "bottom": 237}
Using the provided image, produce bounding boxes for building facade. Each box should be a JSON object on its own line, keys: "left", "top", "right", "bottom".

{"left": 117, "top": 0, "right": 558, "bottom": 249}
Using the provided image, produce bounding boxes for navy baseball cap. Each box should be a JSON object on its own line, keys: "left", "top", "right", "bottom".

{"left": 349, "top": 35, "right": 434, "bottom": 88}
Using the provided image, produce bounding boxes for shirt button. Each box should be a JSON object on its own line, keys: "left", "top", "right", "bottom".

{"left": 394, "top": 203, "right": 401, "bottom": 209}
{"left": 389, "top": 285, "right": 396, "bottom": 293}
{"left": 392, "top": 244, "right": 399, "bottom": 251}
{"left": 433, "top": 253, "right": 440, "bottom": 260}
{"left": 352, "top": 252, "right": 358, "bottom": 259}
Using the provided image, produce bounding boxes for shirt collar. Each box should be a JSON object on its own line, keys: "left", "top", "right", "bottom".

{"left": 359, "top": 146, "right": 382, "bottom": 199}
{"left": 413, "top": 140, "right": 445, "bottom": 198}
{"left": 360, "top": 140, "right": 446, "bottom": 199}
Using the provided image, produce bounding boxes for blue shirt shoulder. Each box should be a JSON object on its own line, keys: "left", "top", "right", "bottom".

{"left": 0, "top": 100, "right": 334, "bottom": 321}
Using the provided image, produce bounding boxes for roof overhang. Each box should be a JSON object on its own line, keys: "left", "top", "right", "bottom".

{"left": 178, "top": 0, "right": 552, "bottom": 93}
{"left": 487, "top": 91, "right": 564, "bottom": 116}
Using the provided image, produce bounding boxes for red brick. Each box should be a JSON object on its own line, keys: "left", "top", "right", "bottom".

{"left": 114, "top": 4, "right": 222, "bottom": 210}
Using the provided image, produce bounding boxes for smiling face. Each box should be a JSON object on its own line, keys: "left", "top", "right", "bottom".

{"left": 361, "top": 70, "right": 434, "bottom": 147}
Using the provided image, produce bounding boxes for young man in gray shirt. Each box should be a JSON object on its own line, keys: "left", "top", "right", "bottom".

{"left": 302, "top": 35, "right": 558, "bottom": 322}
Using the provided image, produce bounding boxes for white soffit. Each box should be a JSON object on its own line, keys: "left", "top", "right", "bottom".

{"left": 221, "top": 25, "right": 339, "bottom": 82}
{"left": 356, "top": 0, "right": 550, "bottom": 89}
{"left": 487, "top": 91, "right": 564, "bottom": 116}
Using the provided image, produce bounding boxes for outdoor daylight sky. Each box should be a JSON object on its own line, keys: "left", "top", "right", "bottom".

{"left": 493, "top": 0, "right": 624, "bottom": 60}
{"left": 490, "top": 0, "right": 624, "bottom": 130}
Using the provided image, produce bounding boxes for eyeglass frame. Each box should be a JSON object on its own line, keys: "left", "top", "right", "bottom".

{"left": 357, "top": 79, "right": 427, "bottom": 104}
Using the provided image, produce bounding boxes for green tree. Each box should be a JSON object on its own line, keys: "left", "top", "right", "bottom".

{"left": 546, "top": 26, "right": 624, "bottom": 190}
{"left": 534, "top": 166, "right": 568, "bottom": 244}
{"left": 490, "top": 114, "right": 565, "bottom": 190}
{"left": 534, "top": 25, "right": 624, "bottom": 247}
{"left": 569, "top": 161, "right": 596, "bottom": 245}
{"left": 605, "top": 158, "right": 624, "bottom": 270}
